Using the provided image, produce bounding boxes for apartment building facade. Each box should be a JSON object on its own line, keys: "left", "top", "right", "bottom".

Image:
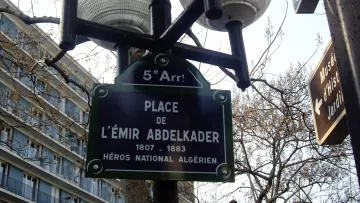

{"left": 0, "top": 1, "right": 125, "bottom": 202}
{"left": 0, "top": 1, "right": 197, "bottom": 203}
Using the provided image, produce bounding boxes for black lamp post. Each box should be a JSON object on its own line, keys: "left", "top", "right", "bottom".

{"left": 58, "top": 0, "right": 271, "bottom": 202}
{"left": 59, "top": 0, "right": 271, "bottom": 90}
{"left": 180, "top": 0, "right": 271, "bottom": 88}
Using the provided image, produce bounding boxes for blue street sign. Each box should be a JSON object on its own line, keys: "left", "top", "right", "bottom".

{"left": 86, "top": 54, "right": 234, "bottom": 182}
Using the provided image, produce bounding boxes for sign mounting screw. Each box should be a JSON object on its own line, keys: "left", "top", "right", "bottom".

{"left": 214, "top": 91, "right": 228, "bottom": 104}
{"left": 221, "top": 168, "right": 228, "bottom": 175}
{"left": 87, "top": 159, "right": 103, "bottom": 175}
{"left": 96, "top": 86, "right": 108, "bottom": 98}
{"left": 155, "top": 54, "right": 169, "bottom": 66}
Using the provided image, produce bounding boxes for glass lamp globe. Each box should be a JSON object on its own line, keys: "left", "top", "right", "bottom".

{"left": 179, "top": 0, "right": 271, "bottom": 31}
{"left": 77, "top": 0, "right": 151, "bottom": 50}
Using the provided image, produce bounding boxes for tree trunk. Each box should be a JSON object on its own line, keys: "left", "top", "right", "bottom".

{"left": 120, "top": 180, "right": 152, "bottom": 203}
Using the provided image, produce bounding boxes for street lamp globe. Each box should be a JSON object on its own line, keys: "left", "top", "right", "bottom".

{"left": 77, "top": 0, "right": 151, "bottom": 50}
{"left": 179, "top": 0, "right": 271, "bottom": 31}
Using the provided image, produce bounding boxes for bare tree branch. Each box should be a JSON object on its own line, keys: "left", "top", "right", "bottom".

{"left": 0, "top": 6, "right": 60, "bottom": 24}
{"left": 250, "top": 1, "right": 288, "bottom": 77}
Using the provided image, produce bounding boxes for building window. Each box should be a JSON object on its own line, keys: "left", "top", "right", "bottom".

{"left": 0, "top": 161, "right": 8, "bottom": 186}
{"left": 81, "top": 111, "right": 89, "bottom": 126}
{"left": 95, "top": 179, "right": 101, "bottom": 196}
{"left": 62, "top": 159, "right": 76, "bottom": 183}
{"left": 72, "top": 138, "right": 81, "bottom": 154}
{"left": 51, "top": 154, "right": 62, "bottom": 175}
{"left": 42, "top": 117, "right": 55, "bottom": 138}
{"left": 31, "top": 108, "right": 44, "bottom": 130}
{"left": 31, "top": 46, "right": 41, "bottom": 60}
{"left": 17, "top": 32, "right": 28, "bottom": 49}
{"left": 0, "top": 50, "right": 16, "bottom": 75}
{"left": 81, "top": 139, "right": 87, "bottom": 157}
{"left": 64, "top": 196, "right": 79, "bottom": 203}
{"left": 80, "top": 170, "right": 100, "bottom": 195}
{"left": 0, "top": 14, "right": 18, "bottom": 40}
{"left": 51, "top": 187, "right": 60, "bottom": 203}
{"left": 47, "top": 85, "right": 61, "bottom": 109}
{"left": 23, "top": 173, "right": 37, "bottom": 200}
{"left": 65, "top": 99, "right": 80, "bottom": 122}
{"left": 17, "top": 67, "right": 25, "bottom": 79}
{"left": 81, "top": 90, "right": 89, "bottom": 101}
{"left": 5, "top": 90, "right": 16, "bottom": 112}
{"left": 56, "top": 125, "right": 63, "bottom": 140}
{"left": 87, "top": 178, "right": 101, "bottom": 196}
{"left": 64, "top": 130, "right": 80, "bottom": 154}
{"left": 0, "top": 125, "right": 11, "bottom": 147}
{"left": 26, "top": 140, "right": 41, "bottom": 165}
{"left": 17, "top": 67, "right": 33, "bottom": 88}
{"left": 35, "top": 78, "right": 46, "bottom": 95}
{"left": 110, "top": 188, "right": 121, "bottom": 203}
{"left": 17, "top": 98, "right": 31, "bottom": 123}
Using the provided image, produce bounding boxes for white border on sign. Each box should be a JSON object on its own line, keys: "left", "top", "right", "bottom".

{"left": 316, "top": 109, "right": 346, "bottom": 145}
{"left": 122, "top": 68, "right": 204, "bottom": 88}
{"left": 223, "top": 105, "right": 227, "bottom": 163}
{"left": 293, "top": 0, "right": 302, "bottom": 13}
{"left": 105, "top": 169, "right": 217, "bottom": 174}
{"left": 104, "top": 105, "right": 228, "bottom": 174}
{"left": 308, "top": 41, "right": 333, "bottom": 82}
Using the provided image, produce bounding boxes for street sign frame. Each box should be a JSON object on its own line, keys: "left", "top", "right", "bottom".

{"left": 293, "top": 0, "right": 320, "bottom": 14}
{"left": 85, "top": 54, "right": 234, "bottom": 182}
{"left": 308, "top": 41, "right": 348, "bottom": 145}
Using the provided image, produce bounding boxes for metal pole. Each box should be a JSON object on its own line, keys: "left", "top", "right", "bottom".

{"left": 225, "top": 21, "right": 250, "bottom": 90}
{"left": 76, "top": 19, "right": 244, "bottom": 69}
{"left": 150, "top": 0, "right": 178, "bottom": 202}
{"left": 153, "top": 181, "right": 178, "bottom": 203}
{"left": 150, "top": 0, "right": 172, "bottom": 37}
{"left": 59, "top": 0, "right": 78, "bottom": 50}
{"left": 159, "top": 0, "right": 204, "bottom": 49}
{"left": 324, "top": 0, "right": 360, "bottom": 188}
{"left": 203, "top": 0, "right": 223, "bottom": 20}
{"left": 115, "top": 45, "right": 130, "bottom": 77}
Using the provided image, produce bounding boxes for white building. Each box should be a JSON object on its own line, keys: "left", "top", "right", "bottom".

{"left": 0, "top": 0, "right": 124, "bottom": 202}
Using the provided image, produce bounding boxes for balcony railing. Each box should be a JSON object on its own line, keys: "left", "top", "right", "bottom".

{"left": 0, "top": 98, "right": 85, "bottom": 158}
{"left": 79, "top": 178, "right": 124, "bottom": 203}
{"left": 16, "top": 107, "right": 33, "bottom": 125}
{"left": 0, "top": 139, "right": 122, "bottom": 202}
{"left": 0, "top": 171, "right": 60, "bottom": 203}
{"left": 0, "top": 131, "right": 8, "bottom": 146}
{"left": 81, "top": 178, "right": 99, "bottom": 196}
{"left": 18, "top": 73, "right": 63, "bottom": 111}
{"left": 0, "top": 142, "right": 80, "bottom": 187}
{"left": 0, "top": 65, "right": 82, "bottom": 121}
{"left": 24, "top": 146, "right": 41, "bottom": 166}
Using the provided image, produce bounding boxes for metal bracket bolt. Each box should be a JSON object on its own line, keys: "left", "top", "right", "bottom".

{"left": 93, "top": 165, "right": 99, "bottom": 170}
{"left": 87, "top": 159, "right": 103, "bottom": 175}
{"left": 96, "top": 86, "right": 108, "bottom": 98}
{"left": 155, "top": 54, "right": 170, "bottom": 66}
{"left": 216, "top": 164, "right": 231, "bottom": 178}
{"left": 221, "top": 168, "right": 228, "bottom": 175}
{"left": 214, "top": 91, "right": 228, "bottom": 104}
